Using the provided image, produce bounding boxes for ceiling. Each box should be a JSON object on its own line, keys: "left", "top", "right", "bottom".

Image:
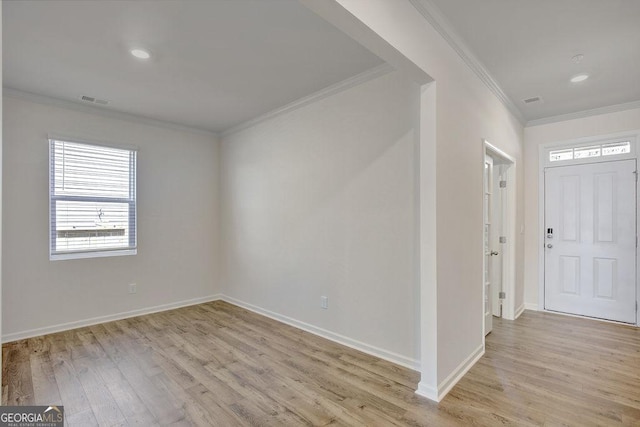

{"left": 426, "top": 0, "right": 640, "bottom": 123}
{"left": 3, "top": 0, "right": 383, "bottom": 134}
{"left": 6, "top": 1, "right": 639, "bottom": 130}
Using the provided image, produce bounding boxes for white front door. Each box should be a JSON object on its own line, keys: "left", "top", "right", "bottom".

{"left": 544, "top": 159, "right": 637, "bottom": 323}
{"left": 483, "top": 155, "right": 494, "bottom": 335}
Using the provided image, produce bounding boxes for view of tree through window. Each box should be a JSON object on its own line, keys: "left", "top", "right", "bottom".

{"left": 49, "top": 139, "right": 137, "bottom": 258}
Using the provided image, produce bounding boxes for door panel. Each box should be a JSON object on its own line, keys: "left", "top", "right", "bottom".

{"left": 544, "top": 160, "right": 637, "bottom": 323}
{"left": 595, "top": 173, "right": 615, "bottom": 242}
{"left": 558, "top": 255, "right": 579, "bottom": 295}
{"left": 560, "top": 176, "right": 579, "bottom": 241}
{"left": 593, "top": 257, "right": 616, "bottom": 299}
{"left": 491, "top": 166, "right": 504, "bottom": 317}
{"left": 483, "top": 155, "right": 493, "bottom": 335}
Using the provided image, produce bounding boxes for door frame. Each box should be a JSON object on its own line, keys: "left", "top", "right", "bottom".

{"left": 537, "top": 131, "right": 640, "bottom": 327}
{"left": 483, "top": 140, "right": 517, "bottom": 322}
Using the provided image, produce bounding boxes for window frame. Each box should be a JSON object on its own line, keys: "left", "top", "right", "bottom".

{"left": 545, "top": 136, "right": 636, "bottom": 167}
{"left": 49, "top": 137, "right": 138, "bottom": 260}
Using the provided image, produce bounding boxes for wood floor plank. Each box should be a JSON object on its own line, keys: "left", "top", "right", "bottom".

{"left": 29, "top": 351, "right": 62, "bottom": 405}
{"left": 90, "top": 358, "right": 158, "bottom": 426}
{"left": 90, "top": 326, "right": 187, "bottom": 425}
{"left": 185, "top": 383, "right": 247, "bottom": 426}
{"left": 49, "top": 351, "right": 98, "bottom": 426}
{"left": 149, "top": 371, "right": 209, "bottom": 426}
{"left": 70, "top": 356, "right": 128, "bottom": 427}
{"left": 3, "top": 302, "right": 640, "bottom": 426}
{"left": 5, "top": 340, "right": 35, "bottom": 406}
{"left": 1, "top": 343, "right": 8, "bottom": 405}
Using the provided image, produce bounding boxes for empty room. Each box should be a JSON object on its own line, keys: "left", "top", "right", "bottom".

{"left": 2, "top": 1, "right": 639, "bottom": 426}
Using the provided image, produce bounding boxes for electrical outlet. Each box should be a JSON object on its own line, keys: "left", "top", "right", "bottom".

{"left": 129, "top": 283, "right": 137, "bottom": 294}
{"left": 321, "top": 296, "right": 328, "bottom": 309}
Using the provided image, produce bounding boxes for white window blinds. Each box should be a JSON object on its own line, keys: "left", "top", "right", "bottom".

{"left": 49, "top": 139, "right": 137, "bottom": 259}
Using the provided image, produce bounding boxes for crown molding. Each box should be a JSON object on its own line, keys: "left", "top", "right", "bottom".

{"left": 408, "top": 0, "right": 525, "bottom": 125}
{"left": 3, "top": 87, "right": 219, "bottom": 139}
{"left": 221, "top": 63, "right": 395, "bottom": 138}
{"left": 526, "top": 100, "right": 640, "bottom": 127}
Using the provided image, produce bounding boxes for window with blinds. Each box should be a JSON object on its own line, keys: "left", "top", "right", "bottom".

{"left": 49, "top": 138, "right": 137, "bottom": 259}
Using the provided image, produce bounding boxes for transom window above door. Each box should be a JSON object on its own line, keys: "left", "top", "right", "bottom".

{"left": 549, "top": 140, "right": 632, "bottom": 163}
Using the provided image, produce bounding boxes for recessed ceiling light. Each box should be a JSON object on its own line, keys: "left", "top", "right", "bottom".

{"left": 130, "top": 48, "right": 151, "bottom": 59}
{"left": 570, "top": 73, "right": 589, "bottom": 83}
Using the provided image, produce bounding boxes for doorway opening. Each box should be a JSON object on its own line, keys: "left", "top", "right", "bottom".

{"left": 483, "top": 140, "right": 517, "bottom": 337}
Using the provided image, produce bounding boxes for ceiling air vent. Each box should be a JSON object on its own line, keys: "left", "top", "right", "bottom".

{"left": 80, "top": 95, "right": 109, "bottom": 105}
{"left": 522, "top": 96, "right": 542, "bottom": 104}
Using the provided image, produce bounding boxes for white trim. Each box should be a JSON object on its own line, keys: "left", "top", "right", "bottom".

{"left": 2, "top": 294, "right": 222, "bottom": 343}
{"left": 527, "top": 100, "right": 640, "bottom": 128}
{"left": 222, "top": 63, "right": 395, "bottom": 137}
{"left": 221, "top": 295, "right": 420, "bottom": 370}
{"left": 48, "top": 133, "right": 139, "bottom": 152}
{"left": 482, "top": 152, "right": 492, "bottom": 336}
{"left": 415, "top": 382, "right": 438, "bottom": 402}
{"left": 418, "top": 82, "right": 439, "bottom": 398}
{"left": 542, "top": 134, "right": 636, "bottom": 168}
{"left": 435, "top": 344, "right": 484, "bottom": 401}
{"left": 408, "top": 0, "right": 525, "bottom": 125}
{"left": 3, "top": 292, "right": 421, "bottom": 371}
{"left": 50, "top": 248, "right": 137, "bottom": 261}
{"left": 524, "top": 302, "right": 539, "bottom": 311}
{"left": 416, "top": 344, "right": 484, "bottom": 402}
{"left": 538, "top": 145, "right": 547, "bottom": 313}
{"left": 515, "top": 303, "right": 526, "bottom": 319}
{"left": 539, "top": 130, "right": 640, "bottom": 152}
{"left": 3, "top": 87, "right": 219, "bottom": 138}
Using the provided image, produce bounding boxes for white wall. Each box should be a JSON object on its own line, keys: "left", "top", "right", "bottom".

{"left": 2, "top": 95, "right": 221, "bottom": 340}
{"left": 306, "top": 0, "right": 525, "bottom": 397}
{"left": 1, "top": 0, "right": 528, "bottom": 401}
{"left": 523, "top": 107, "right": 640, "bottom": 308}
{"left": 221, "top": 70, "right": 421, "bottom": 366}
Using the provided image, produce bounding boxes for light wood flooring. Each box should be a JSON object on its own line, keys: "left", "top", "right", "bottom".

{"left": 3, "top": 301, "right": 640, "bottom": 426}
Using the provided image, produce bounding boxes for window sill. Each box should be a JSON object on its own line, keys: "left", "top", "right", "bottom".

{"left": 50, "top": 248, "right": 137, "bottom": 261}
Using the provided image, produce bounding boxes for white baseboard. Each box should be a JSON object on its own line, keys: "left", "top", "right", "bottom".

{"left": 4, "top": 293, "right": 420, "bottom": 373}
{"left": 2, "top": 294, "right": 223, "bottom": 343}
{"left": 221, "top": 295, "right": 420, "bottom": 371}
{"left": 515, "top": 303, "right": 526, "bottom": 319}
{"left": 416, "top": 343, "right": 484, "bottom": 402}
{"left": 416, "top": 381, "right": 439, "bottom": 401}
{"left": 524, "top": 302, "right": 539, "bottom": 311}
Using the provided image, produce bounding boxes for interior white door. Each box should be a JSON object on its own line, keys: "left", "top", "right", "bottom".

{"left": 483, "top": 155, "right": 493, "bottom": 335}
{"left": 491, "top": 166, "right": 504, "bottom": 317}
{"left": 544, "top": 159, "right": 637, "bottom": 323}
